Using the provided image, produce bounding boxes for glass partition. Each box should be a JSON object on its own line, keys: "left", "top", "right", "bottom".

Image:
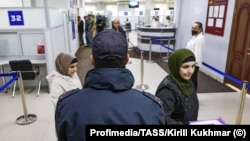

{"left": 0, "top": 33, "right": 20, "bottom": 56}
{"left": 20, "top": 33, "right": 44, "bottom": 56}
{"left": 0, "top": 31, "right": 45, "bottom": 59}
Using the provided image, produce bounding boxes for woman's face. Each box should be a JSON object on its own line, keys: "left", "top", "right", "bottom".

{"left": 179, "top": 61, "right": 196, "bottom": 80}
{"left": 68, "top": 62, "right": 78, "bottom": 76}
{"left": 113, "top": 20, "right": 120, "bottom": 29}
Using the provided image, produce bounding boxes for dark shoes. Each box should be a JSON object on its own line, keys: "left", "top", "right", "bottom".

{"left": 84, "top": 45, "right": 92, "bottom": 48}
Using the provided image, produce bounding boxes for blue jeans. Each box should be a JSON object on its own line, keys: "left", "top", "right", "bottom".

{"left": 85, "top": 31, "right": 92, "bottom": 46}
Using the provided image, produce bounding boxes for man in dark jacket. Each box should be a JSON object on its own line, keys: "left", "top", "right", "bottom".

{"left": 77, "top": 16, "right": 84, "bottom": 46}
{"left": 84, "top": 15, "right": 92, "bottom": 47}
{"left": 95, "top": 15, "right": 106, "bottom": 33}
{"left": 55, "top": 29, "right": 165, "bottom": 141}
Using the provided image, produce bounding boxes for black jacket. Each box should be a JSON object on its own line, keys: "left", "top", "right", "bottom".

{"left": 78, "top": 20, "right": 84, "bottom": 33}
{"left": 95, "top": 18, "right": 105, "bottom": 33}
{"left": 155, "top": 76, "right": 199, "bottom": 125}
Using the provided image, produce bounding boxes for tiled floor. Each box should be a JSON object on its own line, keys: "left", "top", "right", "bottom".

{"left": 0, "top": 57, "right": 250, "bottom": 141}
{"left": 0, "top": 31, "right": 250, "bottom": 141}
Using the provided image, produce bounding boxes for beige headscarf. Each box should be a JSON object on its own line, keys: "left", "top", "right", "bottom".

{"left": 55, "top": 52, "right": 77, "bottom": 76}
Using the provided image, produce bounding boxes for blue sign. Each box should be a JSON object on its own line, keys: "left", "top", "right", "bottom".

{"left": 124, "top": 12, "right": 128, "bottom": 16}
{"left": 71, "top": 20, "right": 75, "bottom": 39}
{"left": 139, "top": 11, "right": 143, "bottom": 15}
{"left": 8, "top": 10, "right": 24, "bottom": 26}
{"left": 155, "top": 11, "right": 158, "bottom": 16}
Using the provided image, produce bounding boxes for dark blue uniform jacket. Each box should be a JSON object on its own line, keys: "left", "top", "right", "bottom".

{"left": 55, "top": 68, "right": 165, "bottom": 141}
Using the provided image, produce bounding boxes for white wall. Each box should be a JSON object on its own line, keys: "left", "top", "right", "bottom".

{"left": 0, "top": 0, "right": 45, "bottom": 7}
{"left": 49, "top": 8, "right": 64, "bottom": 27}
{"left": 1, "top": 0, "right": 237, "bottom": 85}
{"left": 0, "top": 0, "right": 77, "bottom": 88}
{"left": 0, "top": 8, "right": 46, "bottom": 29}
{"left": 47, "top": 0, "right": 68, "bottom": 8}
{"left": 0, "top": 0, "right": 23, "bottom": 7}
{"left": 176, "top": 0, "right": 235, "bottom": 82}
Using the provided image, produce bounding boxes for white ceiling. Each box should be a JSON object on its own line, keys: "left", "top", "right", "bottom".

{"left": 85, "top": 0, "right": 175, "bottom": 4}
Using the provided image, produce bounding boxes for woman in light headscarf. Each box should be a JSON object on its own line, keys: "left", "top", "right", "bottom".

{"left": 46, "top": 52, "right": 82, "bottom": 108}
{"left": 155, "top": 48, "right": 199, "bottom": 125}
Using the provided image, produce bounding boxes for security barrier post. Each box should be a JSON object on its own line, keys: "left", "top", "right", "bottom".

{"left": 162, "top": 38, "right": 169, "bottom": 62}
{"left": 16, "top": 71, "right": 37, "bottom": 125}
{"left": 0, "top": 66, "right": 8, "bottom": 93}
{"left": 136, "top": 51, "right": 149, "bottom": 90}
{"left": 235, "top": 81, "right": 248, "bottom": 124}
{"left": 166, "top": 38, "right": 171, "bottom": 61}
{"left": 147, "top": 38, "right": 154, "bottom": 63}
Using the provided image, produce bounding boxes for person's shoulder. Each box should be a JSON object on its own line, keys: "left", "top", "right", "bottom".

{"left": 141, "top": 91, "right": 163, "bottom": 108}
{"left": 159, "top": 76, "right": 172, "bottom": 86}
{"left": 58, "top": 88, "right": 81, "bottom": 101}
{"left": 197, "top": 34, "right": 205, "bottom": 43}
{"left": 46, "top": 71, "right": 65, "bottom": 81}
{"left": 197, "top": 33, "right": 205, "bottom": 38}
{"left": 156, "top": 76, "right": 175, "bottom": 93}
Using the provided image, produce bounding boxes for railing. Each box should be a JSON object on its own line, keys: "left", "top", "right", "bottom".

{"left": 0, "top": 72, "right": 37, "bottom": 125}
{"left": 134, "top": 37, "right": 250, "bottom": 124}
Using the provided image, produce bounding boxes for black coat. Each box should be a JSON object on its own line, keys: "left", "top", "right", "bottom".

{"left": 78, "top": 20, "right": 84, "bottom": 33}
{"left": 95, "top": 18, "right": 105, "bottom": 33}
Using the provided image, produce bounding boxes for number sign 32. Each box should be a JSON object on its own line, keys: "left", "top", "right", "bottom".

{"left": 8, "top": 11, "right": 24, "bottom": 26}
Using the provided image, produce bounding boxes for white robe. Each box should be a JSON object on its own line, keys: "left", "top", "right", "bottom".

{"left": 186, "top": 32, "right": 205, "bottom": 67}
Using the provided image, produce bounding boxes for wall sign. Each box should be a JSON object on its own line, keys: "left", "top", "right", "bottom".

{"left": 140, "top": 11, "right": 143, "bottom": 15}
{"left": 205, "top": 0, "right": 228, "bottom": 36}
{"left": 71, "top": 20, "right": 75, "bottom": 40}
{"left": 135, "top": 11, "right": 144, "bottom": 16}
{"left": 8, "top": 10, "right": 24, "bottom": 26}
{"left": 150, "top": 10, "right": 164, "bottom": 16}
{"left": 119, "top": 11, "right": 131, "bottom": 16}
{"left": 155, "top": 11, "right": 158, "bottom": 16}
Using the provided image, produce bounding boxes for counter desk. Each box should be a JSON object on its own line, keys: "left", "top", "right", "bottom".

{"left": 137, "top": 26, "right": 176, "bottom": 53}
{"left": 0, "top": 59, "right": 47, "bottom": 93}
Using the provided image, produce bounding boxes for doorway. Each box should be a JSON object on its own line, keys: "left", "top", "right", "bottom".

{"left": 225, "top": 0, "right": 250, "bottom": 94}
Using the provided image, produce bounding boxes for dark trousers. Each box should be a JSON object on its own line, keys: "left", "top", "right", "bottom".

{"left": 79, "top": 32, "right": 84, "bottom": 45}
{"left": 191, "top": 66, "right": 199, "bottom": 90}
